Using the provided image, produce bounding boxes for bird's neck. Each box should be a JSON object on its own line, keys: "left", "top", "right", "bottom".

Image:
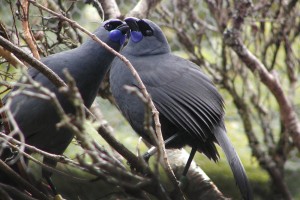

{"left": 69, "top": 40, "right": 118, "bottom": 107}
{"left": 79, "top": 39, "right": 118, "bottom": 67}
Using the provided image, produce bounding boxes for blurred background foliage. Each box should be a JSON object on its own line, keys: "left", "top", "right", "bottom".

{"left": 1, "top": 0, "right": 300, "bottom": 199}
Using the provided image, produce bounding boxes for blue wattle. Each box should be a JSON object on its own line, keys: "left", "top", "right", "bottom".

{"left": 131, "top": 31, "right": 143, "bottom": 43}
{"left": 109, "top": 30, "right": 122, "bottom": 42}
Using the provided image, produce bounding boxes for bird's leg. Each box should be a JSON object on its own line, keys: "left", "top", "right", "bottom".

{"left": 45, "top": 175, "right": 57, "bottom": 195}
{"left": 143, "top": 133, "right": 180, "bottom": 162}
{"left": 179, "top": 147, "right": 197, "bottom": 190}
{"left": 142, "top": 146, "right": 156, "bottom": 163}
{"left": 182, "top": 147, "right": 197, "bottom": 176}
{"left": 42, "top": 156, "right": 61, "bottom": 195}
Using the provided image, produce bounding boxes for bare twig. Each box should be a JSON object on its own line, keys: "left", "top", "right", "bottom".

{"left": 0, "top": 185, "right": 11, "bottom": 200}
{"left": 84, "top": 0, "right": 105, "bottom": 20}
{"left": 0, "top": 46, "right": 26, "bottom": 68}
{"left": 222, "top": 1, "right": 297, "bottom": 199}
{"left": 98, "top": 0, "right": 121, "bottom": 19}
{"left": 127, "top": 0, "right": 162, "bottom": 18}
{"left": 0, "top": 160, "right": 49, "bottom": 200}
{"left": 19, "top": 0, "right": 40, "bottom": 59}
{"left": 224, "top": 0, "right": 300, "bottom": 152}
{"left": 0, "top": 183, "right": 39, "bottom": 200}
{"left": 0, "top": 36, "right": 97, "bottom": 119}
{"left": 0, "top": 36, "right": 66, "bottom": 88}
{"left": 0, "top": 100, "right": 11, "bottom": 135}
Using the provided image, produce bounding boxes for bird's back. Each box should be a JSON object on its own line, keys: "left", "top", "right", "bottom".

{"left": 9, "top": 38, "right": 118, "bottom": 152}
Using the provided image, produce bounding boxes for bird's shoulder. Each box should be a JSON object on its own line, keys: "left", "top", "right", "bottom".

{"left": 27, "top": 49, "right": 80, "bottom": 82}
{"left": 129, "top": 54, "right": 194, "bottom": 87}
{"left": 130, "top": 53, "right": 211, "bottom": 89}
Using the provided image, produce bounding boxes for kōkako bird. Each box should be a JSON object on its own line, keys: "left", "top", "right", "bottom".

{"left": 110, "top": 17, "right": 252, "bottom": 200}
{"left": 2, "top": 19, "right": 129, "bottom": 193}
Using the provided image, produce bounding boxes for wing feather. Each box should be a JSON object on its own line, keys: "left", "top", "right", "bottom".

{"left": 133, "top": 54, "right": 224, "bottom": 142}
{"left": 152, "top": 89, "right": 205, "bottom": 139}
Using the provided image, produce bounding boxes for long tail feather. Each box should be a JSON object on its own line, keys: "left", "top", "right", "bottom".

{"left": 214, "top": 126, "right": 253, "bottom": 200}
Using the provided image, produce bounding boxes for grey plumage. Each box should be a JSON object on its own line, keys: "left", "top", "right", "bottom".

{"left": 214, "top": 126, "right": 252, "bottom": 200}
{"left": 110, "top": 18, "right": 252, "bottom": 200}
{"left": 2, "top": 19, "right": 128, "bottom": 185}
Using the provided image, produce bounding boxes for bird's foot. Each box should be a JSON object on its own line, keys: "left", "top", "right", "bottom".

{"left": 142, "top": 152, "right": 151, "bottom": 163}
{"left": 45, "top": 176, "right": 58, "bottom": 196}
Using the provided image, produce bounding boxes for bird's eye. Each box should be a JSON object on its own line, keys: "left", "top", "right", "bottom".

{"left": 104, "top": 23, "right": 112, "bottom": 31}
{"left": 104, "top": 21, "right": 123, "bottom": 31}
{"left": 137, "top": 20, "right": 154, "bottom": 37}
{"left": 144, "top": 29, "right": 153, "bottom": 36}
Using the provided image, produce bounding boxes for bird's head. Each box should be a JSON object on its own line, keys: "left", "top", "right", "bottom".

{"left": 93, "top": 19, "right": 129, "bottom": 47}
{"left": 124, "top": 17, "right": 171, "bottom": 55}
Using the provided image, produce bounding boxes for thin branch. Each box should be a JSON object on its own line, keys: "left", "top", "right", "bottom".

{"left": 221, "top": 74, "right": 293, "bottom": 200}
{"left": 0, "top": 160, "right": 49, "bottom": 200}
{"left": 0, "top": 100, "right": 11, "bottom": 135}
{"left": 0, "top": 131, "right": 81, "bottom": 169}
{"left": 0, "top": 185, "right": 11, "bottom": 200}
{"left": 0, "top": 183, "right": 39, "bottom": 200}
{"left": 126, "top": 0, "right": 163, "bottom": 18}
{"left": 0, "top": 46, "right": 26, "bottom": 68}
{"left": 0, "top": 35, "right": 96, "bottom": 119}
{"left": 84, "top": 0, "right": 105, "bottom": 20}
{"left": 0, "top": 36, "right": 66, "bottom": 88}
{"left": 20, "top": 0, "right": 40, "bottom": 59}
{"left": 98, "top": 0, "right": 121, "bottom": 19}
{"left": 224, "top": 0, "right": 300, "bottom": 152}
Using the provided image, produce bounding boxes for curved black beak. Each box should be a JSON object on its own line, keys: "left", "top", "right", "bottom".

{"left": 124, "top": 17, "right": 140, "bottom": 32}
{"left": 116, "top": 24, "right": 130, "bottom": 34}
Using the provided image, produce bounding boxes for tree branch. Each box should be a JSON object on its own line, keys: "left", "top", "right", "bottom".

{"left": 126, "top": 0, "right": 162, "bottom": 18}
{"left": 0, "top": 183, "right": 38, "bottom": 200}
{"left": 167, "top": 149, "right": 225, "bottom": 200}
{"left": 0, "top": 46, "right": 26, "bottom": 68}
{"left": 224, "top": 0, "right": 300, "bottom": 152}
{"left": 20, "top": 0, "right": 40, "bottom": 59}
{"left": 98, "top": 0, "right": 121, "bottom": 19}
{"left": 0, "top": 36, "right": 66, "bottom": 88}
{"left": 0, "top": 160, "right": 49, "bottom": 200}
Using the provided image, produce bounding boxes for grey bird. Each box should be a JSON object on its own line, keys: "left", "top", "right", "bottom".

{"left": 110, "top": 17, "right": 253, "bottom": 200}
{"left": 1, "top": 19, "right": 129, "bottom": 193}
